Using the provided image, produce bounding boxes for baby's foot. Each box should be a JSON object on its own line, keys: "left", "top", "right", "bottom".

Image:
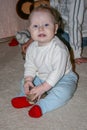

{"left": 11, "top": 96, "right": 32, "bottom": 108}
{"left": 29, "top": 105, "right": 42, "bottom": 118}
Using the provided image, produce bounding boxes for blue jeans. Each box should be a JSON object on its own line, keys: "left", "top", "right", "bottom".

{"left": 19, "top": 71, "right": 78, "bottom": 114}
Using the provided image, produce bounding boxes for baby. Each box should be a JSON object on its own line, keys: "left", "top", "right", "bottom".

{"left": 11, "top": 6, "right": 78, "bottom": 118}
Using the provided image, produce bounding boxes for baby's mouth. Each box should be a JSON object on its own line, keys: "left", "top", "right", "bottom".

{"left": 38, "top": 34, "right": 46, "bottom": 37}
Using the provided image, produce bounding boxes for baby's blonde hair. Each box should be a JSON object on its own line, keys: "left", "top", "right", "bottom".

{"left": 28, "top": 5, "right": 61, "bottom": 25}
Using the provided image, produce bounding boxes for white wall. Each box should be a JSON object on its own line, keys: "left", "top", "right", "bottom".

{"left": 0, "top": 0, "right": 29, "bottom": 39}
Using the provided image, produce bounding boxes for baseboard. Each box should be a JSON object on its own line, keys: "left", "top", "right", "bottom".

{"left": 0, "top": 36, "right": 15, "bottom": 43}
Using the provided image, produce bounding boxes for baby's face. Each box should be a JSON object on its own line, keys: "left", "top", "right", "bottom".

{"left": 28, "top": 11, "right": 58, "bottom": 46}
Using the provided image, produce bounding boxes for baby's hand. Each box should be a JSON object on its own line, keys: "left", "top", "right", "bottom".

{"left": 26, "top": 89, "right": 37, "bottom": 104}
{"left": 29, "top": 81, "right": 51, "bottom": 101}
{"left": 24, "top": 81, "right": 34, "bottom": 95}
{"left": 29, "top": 85, "right": 45, "bottom": 101}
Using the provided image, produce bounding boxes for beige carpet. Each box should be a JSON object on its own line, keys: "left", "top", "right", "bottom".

{"left": 0, "top": 40, "right": 87, "bottom": 130}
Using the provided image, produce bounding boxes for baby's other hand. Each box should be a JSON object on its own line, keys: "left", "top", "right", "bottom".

{"left": 24, "top": 81, "right": 34, "bottom": 95}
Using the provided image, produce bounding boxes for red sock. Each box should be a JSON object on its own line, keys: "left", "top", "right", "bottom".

{"left": 29, "top": 105, "right": 42, "bottom": 118}
{"left": 11, "top": 96, "right": 32, "bottom": 108}
{"left": 9, "top": 38, "right": 19, "bottom": 46}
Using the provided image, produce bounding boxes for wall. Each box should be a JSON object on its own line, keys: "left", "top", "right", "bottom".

{"left": 0, "top": 0, "right": 29, "bottom": 39}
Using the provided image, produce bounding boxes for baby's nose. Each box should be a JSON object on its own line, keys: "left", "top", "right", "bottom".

{"left": 39, "top": 25, "right": 44, "bottom": 30}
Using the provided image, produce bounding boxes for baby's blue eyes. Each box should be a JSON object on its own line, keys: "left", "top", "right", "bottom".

{"left": 33, "top": 24, "right": 49, "bottom": 28}
{"left": 44, "top": 24, "right": 49, "bottom": 27}
{"left": 33, "top": 25, "right": 38, "bottom": 28}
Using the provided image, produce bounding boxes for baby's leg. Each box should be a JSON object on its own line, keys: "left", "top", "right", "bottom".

{"left": 11, "top": 76, "right": 43, "bottom": 109}
{"left": 11, "top": 78, "right": 30, "bottom": 108}
{"left": 36, "top": 71, "right": 77, "bottom": 114}
{"left": 19, "top": 78, "right": 25, "bottom": 96}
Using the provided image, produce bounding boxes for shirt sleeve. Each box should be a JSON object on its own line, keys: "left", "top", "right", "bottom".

{"left": 46, "top": 46, "right": 69, "bottom": 86}
{"left": 68, "top": 0, "right": 84, "bottom": 58}
{"left": 24, "top": 43, "right": 37, "bottom": 78}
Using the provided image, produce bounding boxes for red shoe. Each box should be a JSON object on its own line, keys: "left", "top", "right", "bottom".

{"left": 9, "top": 38, "right": 19, "bottom": 46}
{"left": 29, "top": 105, "right": 42, "bottom": 118}
{"left": 11, "top": 96, "right": 32, "bottom": 108}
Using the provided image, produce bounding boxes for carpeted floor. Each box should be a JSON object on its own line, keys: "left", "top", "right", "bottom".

{"left": 0, "top": 40, "right": 87, "bottom": 130}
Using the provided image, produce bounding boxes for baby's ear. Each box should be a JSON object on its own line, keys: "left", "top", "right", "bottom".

{"left": 55, "top": 24, "right": 58, "bottom": 34}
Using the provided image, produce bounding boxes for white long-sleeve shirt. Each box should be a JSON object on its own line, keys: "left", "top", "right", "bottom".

{"left": 24, "top": 36, "right": 72, "bottom": 87}
{"left": 50, "top": 0, "right": 87, "bottom": 58}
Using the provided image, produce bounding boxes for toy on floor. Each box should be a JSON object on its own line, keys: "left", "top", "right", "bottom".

{"left": 15, "top": 30, "right": 31, "bottom": 59}
{"left": 15, "top": 30, "right": 30, "bottom": 45}
{"left": 8, "top": 30, "right": 30, "bottom": 47}
{"left": 8, "top": 38, "right": 19, "bottom": 46}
